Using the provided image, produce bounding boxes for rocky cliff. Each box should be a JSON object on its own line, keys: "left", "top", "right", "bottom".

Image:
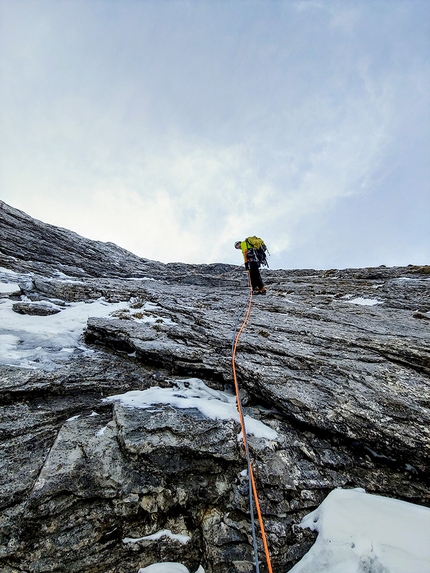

{"left": 1, "top": 199, "right": 429, "bottom": 573}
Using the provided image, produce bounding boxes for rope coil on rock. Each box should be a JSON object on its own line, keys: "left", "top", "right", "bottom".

{"left": 231, "top": 274, "right": 273, "bottom": 573}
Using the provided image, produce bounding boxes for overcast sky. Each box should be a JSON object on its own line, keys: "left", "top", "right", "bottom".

{"left": 0, "top": 0, "right": 429, "bottom": 269}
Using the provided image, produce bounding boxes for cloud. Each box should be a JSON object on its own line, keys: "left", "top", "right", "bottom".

{"left": 15, "top": 85, "right": 392, "bottom": 266}
{"left": 0, "top": 0, "right": 428, "bottom": 269}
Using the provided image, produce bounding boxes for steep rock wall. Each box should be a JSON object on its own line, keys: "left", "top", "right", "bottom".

{"left": 1, "top": 201, "right": 429, "bottom": 573}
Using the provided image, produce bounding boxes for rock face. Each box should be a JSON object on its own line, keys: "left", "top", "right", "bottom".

{"left": 0, "top": 199, "right": 429, "bottom": 573}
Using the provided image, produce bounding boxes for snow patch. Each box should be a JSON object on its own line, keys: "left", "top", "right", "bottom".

{"left": 104, "top": 378, "right": 278, "bottom": 440}
{"left": 124, "top": 276, "right": 156, "bottom": 281}
{"left": 138, "top": 565, "right": 204, "bottom": 573}
{"left": 0, "top": 266, "right": 20, "bottom": 276}
{"left": 289, "top": 488, "right": 430, "bottom": 573}
{"left": 52, "top": 270, "right": 75, "bottom": 279}
{"left": 346, "top": 297, "right": 380, "bottom": 306}
{"left": 0, "top": 282, "right": 21, "bottom": 295}
{"left": 398, "top": 276, "right": 430, "bottom": 282}
{"left": 0, "top": 298, "right": 128, "bottom": 369}
{"left": 123, "top": 529, "right": 190, "bottom": 545}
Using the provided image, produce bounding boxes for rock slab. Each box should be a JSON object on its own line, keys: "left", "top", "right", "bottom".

{"left": 0, "top": 200, "right": 429, "bottom": 573}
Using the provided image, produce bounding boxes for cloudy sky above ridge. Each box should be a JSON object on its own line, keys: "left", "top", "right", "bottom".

{"left": 0, "top": 0, "right": 429, "bottom": 269}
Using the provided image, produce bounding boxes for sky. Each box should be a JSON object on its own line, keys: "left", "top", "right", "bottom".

{"left": 0, "top": 0, "right": 429, "bottom": 270}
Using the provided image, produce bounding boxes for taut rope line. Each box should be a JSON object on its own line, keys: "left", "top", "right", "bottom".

{"left": 231, "top": 274, "right": 274, "bottom": 573}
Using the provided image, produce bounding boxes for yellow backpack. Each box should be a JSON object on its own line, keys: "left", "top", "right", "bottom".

{"left": 245, "top": 236, "right": 269, "bottom": 266}
{"left": 245, "top": 236, "right": 265, "bottom": 250}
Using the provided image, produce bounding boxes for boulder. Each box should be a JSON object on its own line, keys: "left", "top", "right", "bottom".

{"left": 12, "top": 301, "right": 62, "bottom": 316}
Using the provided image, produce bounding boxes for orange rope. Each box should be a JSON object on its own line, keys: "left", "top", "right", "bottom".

{"left": 231, "top": 274, "right": 274, "bottom": 573}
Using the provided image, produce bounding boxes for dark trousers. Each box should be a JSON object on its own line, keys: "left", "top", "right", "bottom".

{"left": 248, "top": 261, "right": 264, "bottom": 290}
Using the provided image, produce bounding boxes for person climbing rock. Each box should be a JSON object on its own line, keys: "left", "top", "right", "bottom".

{"left": 235, "top": 236, "right": 269, "bottom": 295}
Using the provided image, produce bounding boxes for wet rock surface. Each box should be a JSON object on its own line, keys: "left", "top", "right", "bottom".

{"left": 1, "top": 200, "right": 429, "bottom": 573}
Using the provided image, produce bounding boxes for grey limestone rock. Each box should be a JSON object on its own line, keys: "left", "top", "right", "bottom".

{"left": 0, "top": 200, "right": 429, "bottom": 573}
{"left": 12, "top": 301, "right": 62, "bottom": 316}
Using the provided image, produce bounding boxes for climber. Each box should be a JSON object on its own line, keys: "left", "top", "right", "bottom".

{"left": 235, "top": 236, "right": 268, "bottom": 295}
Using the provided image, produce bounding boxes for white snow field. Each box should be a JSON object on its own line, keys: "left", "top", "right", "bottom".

{"left": 0, "top": 295, "right": 128, "bottom": 368}
{"left": 289, "top": 488, "right": 430, "bottom": 573}
{"left": 0, "top": 268, "right": 169, "bottom": 369}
